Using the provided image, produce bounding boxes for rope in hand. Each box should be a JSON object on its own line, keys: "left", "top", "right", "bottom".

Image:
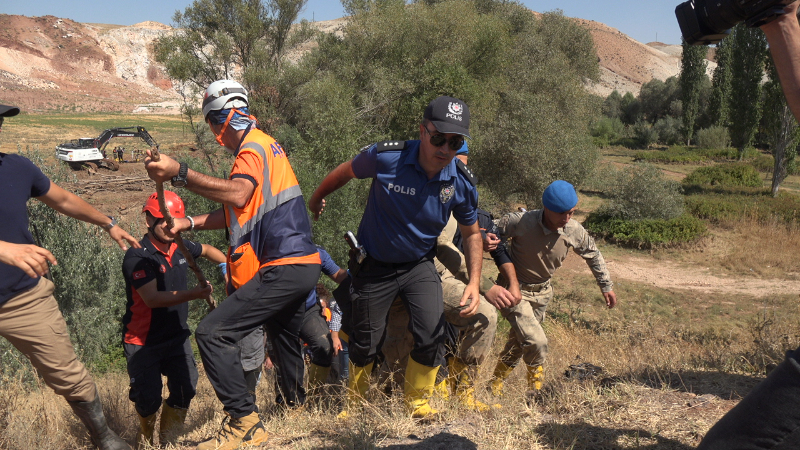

{"left": 149, "top": 146, "right": 216, "bottom": 311}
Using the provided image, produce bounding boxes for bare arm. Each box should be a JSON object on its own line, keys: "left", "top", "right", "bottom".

{"left": 762, "top": 2, "right": 800, "bottom": 121}
{"left": 496, "top": 261, "right": 522, "bottom": 305}
{"left": 329, "top": 268, "right": 349, "bottom": 284}
{"left": 456, "top": 220, "right": 483, "bottom": 317}
{"left": 36, "top": 182, "right": 140, "bottom": 250}
{"left": 143, "top": 150, "right": 255, "bottom": 208}
{"left": 201, "top": 244, "right": 226, "bottom": 264}
{"left": 134, "top": 279, "right": 213, "bottom": 309}
{"left": 308, "top": 160, "right": 357, "bottom": 220}
{"left": 166, "top": 209, "right": 226, "bottom": 236}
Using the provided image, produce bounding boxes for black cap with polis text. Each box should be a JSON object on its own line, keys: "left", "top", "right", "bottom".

{"left": 0, "top": 105, "right": 20, "bottom": 117}
{"left": 423, "top": 96, "right": 470, "bottom": 138}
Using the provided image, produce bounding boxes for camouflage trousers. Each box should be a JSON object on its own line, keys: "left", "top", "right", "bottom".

{"left": 497, "top": 282, "right": 553, "bottom": 368}
{"left": 379, "top": 268, "right": 497, "bottom": 385}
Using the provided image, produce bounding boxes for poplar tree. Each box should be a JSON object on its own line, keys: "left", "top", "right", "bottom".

{"left": 727, "top": 24, "right": 767, "bottom": 160}
{"left": 680, "top": 38, "right": 708, "bottom": 145}
{"left": 708, "top": 38, "right": 732, "bottom": 126}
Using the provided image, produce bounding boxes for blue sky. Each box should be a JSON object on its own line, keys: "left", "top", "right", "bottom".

{"left": 1, "top": 0, "right": 684, "bottom": 45}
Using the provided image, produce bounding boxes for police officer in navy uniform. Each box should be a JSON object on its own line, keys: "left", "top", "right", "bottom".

{"left": 309, "top": 96, "right": 483, "bottom": 419}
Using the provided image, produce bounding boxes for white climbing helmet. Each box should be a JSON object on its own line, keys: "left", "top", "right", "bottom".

{"left": 202, "top": 80, "right": 249, "bottom": 119}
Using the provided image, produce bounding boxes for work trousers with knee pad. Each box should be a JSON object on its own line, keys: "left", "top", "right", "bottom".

{"left": 196, "top": 263, "right": 320, "bottom": 418}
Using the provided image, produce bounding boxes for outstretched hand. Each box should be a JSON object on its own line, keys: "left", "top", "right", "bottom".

{"left": 309, "top": 196, "right": 326, "bottom": 221}
{"left": 107, "top": 225, "right": 141, "bottom": 251}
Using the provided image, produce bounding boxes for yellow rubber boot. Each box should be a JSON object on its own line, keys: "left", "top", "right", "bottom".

{"left": 525, "top": 365, "right": 545, "bottom": 405}
{"left": 307, "top": 362, "right": 331, "bottom": 395}
{"left": 196, "top": 411, "right": 268, "bottom": 450}
{"left": 450, "top": 357, "right": 498, "bottom": 412}
{"left": 337, "top": 361, "right": 373, "bottom": 419}
{"left": 135, "top": 412, "right": 157, "bottom": 450}
{"left": 490, "top": 361, "right": 516, "bottom": 397}
{"left": 404, "top": 357, "right": 439, "bottom": 420}
{"left": 433, "top": 378, "right": 449, "bottom": 400}
{"left": 158, "top": 401, "right": 187, "bottom": 445}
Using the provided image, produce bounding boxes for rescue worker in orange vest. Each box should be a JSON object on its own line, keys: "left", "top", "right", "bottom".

{"left": 144, "top": 80, "right": 321, "bottom": 450}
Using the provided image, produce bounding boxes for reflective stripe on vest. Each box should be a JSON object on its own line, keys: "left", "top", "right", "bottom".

{"left": 226, "top": 141, "right": 302, "bottom": 249}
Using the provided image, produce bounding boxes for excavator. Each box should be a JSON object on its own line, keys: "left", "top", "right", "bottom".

{"left": 55, "top": 126, "right": 158, "bottom": 172}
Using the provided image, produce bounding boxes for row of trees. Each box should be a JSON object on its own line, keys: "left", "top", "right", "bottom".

{"left": 599, "top": 23, "right": 797, "bottom": 196}
{"left": 154, "top": 0, "right": 603, "bottom": 262}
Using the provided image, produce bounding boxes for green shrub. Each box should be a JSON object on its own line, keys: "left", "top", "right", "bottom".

{"left": 633, "top": 120, "right": 659, "bottom": 148}
{"left": 685, "top": 188, "right": 800, "bottom": 224}
{"left": 683, "top": 163, "right": 763, "bottom": 188}
{"left": 597, "top": 164, "right": 684, "bottom": 221}
{"left": 695, "top": 125, "right": 731, "bottom": 149}
{"left": 584, "top": 213, "right": 707, "bottom": 248}
{"left": 700, "top": 147, "right": 759, "bottom": 160}
{"left": 654, "top": 116, "right": 683, "bottom": 146}
{"left": 752, "top": 154, "right": 775, "bottom": 173}
{"left": 591, "top": 117, "right": 625, "bottom": 148}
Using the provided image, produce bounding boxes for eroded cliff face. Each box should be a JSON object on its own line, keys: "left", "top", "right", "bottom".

{"left": 0, "top": 15, "right": 180, "bottom": 113}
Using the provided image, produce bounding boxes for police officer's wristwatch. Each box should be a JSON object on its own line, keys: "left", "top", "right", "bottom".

{"left": 171, "top": 162, "right": 189, "bottom": 188}
{"left": 102, "top": 216, "right": 117, "bottom": 231}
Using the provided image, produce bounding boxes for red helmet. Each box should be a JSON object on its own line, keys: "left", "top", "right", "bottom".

{"left": 142, "top": 191, "right": 185, "bottom": 219}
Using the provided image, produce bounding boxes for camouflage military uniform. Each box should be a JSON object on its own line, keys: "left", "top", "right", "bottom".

{"left": 495, "top": 209, "right": 612, "bottom": 368}
{"left": 381, "top": 215, "right": 498, "bottom": 382}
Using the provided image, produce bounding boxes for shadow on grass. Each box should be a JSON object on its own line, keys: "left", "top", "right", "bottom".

{"left": 309, "top": 430, "right": 477, "bottom": 450}
{"left": 536, "top": 421, "right": 695, "bottom": 450}
{"left": 383, "top": 432, "right": 478, "bottom": 449}
{"left": 635, "top": 369, "right": 763, "bottom": 400}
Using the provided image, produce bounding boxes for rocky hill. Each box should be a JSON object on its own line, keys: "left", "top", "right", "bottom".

{"left": 0, "top": 12, "right": 701, "bottom": 114}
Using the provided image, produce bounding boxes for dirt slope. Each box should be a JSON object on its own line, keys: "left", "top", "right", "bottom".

{"left": 0, "top": 14, "right": 178, "bottom": 114}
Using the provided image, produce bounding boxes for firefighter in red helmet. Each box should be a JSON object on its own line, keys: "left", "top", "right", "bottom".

{"left": 121, "top": 191, "right": 226, "bottom": 448}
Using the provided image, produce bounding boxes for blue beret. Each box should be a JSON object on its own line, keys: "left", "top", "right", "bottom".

{"left": 542, "top": 180, "right": 578, "bottom": 213}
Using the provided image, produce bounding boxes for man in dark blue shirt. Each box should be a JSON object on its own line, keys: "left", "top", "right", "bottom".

{"left": 0, "top": 104, "right": 138, "bottom": 450}
{"left": 309, "top": 96, "right": 483, "bottom": 419}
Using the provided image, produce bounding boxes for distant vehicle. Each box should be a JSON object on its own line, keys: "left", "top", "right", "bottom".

{"left": 56, "top": 126, "right": 158, "bottom": 171}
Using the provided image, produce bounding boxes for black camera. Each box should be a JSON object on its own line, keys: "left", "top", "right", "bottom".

{"left": 676, "top": 0, "right": 794, "bottom": 45}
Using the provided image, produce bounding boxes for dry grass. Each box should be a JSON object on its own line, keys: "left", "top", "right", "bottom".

{"left": 3, "top": 274, "right": 798, "bottom": 450}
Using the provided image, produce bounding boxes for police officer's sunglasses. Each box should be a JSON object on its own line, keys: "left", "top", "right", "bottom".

{"left": 423, "top": 125, "right": 464, "bottom": 151}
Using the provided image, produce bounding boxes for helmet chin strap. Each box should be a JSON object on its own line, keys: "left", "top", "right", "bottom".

{"left": 148, "top": 218, "right": 172, "bottom": 245}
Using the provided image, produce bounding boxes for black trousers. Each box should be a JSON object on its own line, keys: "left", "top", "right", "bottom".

{"left": 348, "top": 253, "right": 445, "bottom": 368}
{"left": 698, "top": 346, "right": 800, "bottom": 450}
{"left": 124, "top": 336, "right": 198, "bottom": 418}
{"left": 195, "top": 263, "right": 320, "bottom": 418}
{"left": 301, "top": 302, "right": 333, "bottom": 367}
